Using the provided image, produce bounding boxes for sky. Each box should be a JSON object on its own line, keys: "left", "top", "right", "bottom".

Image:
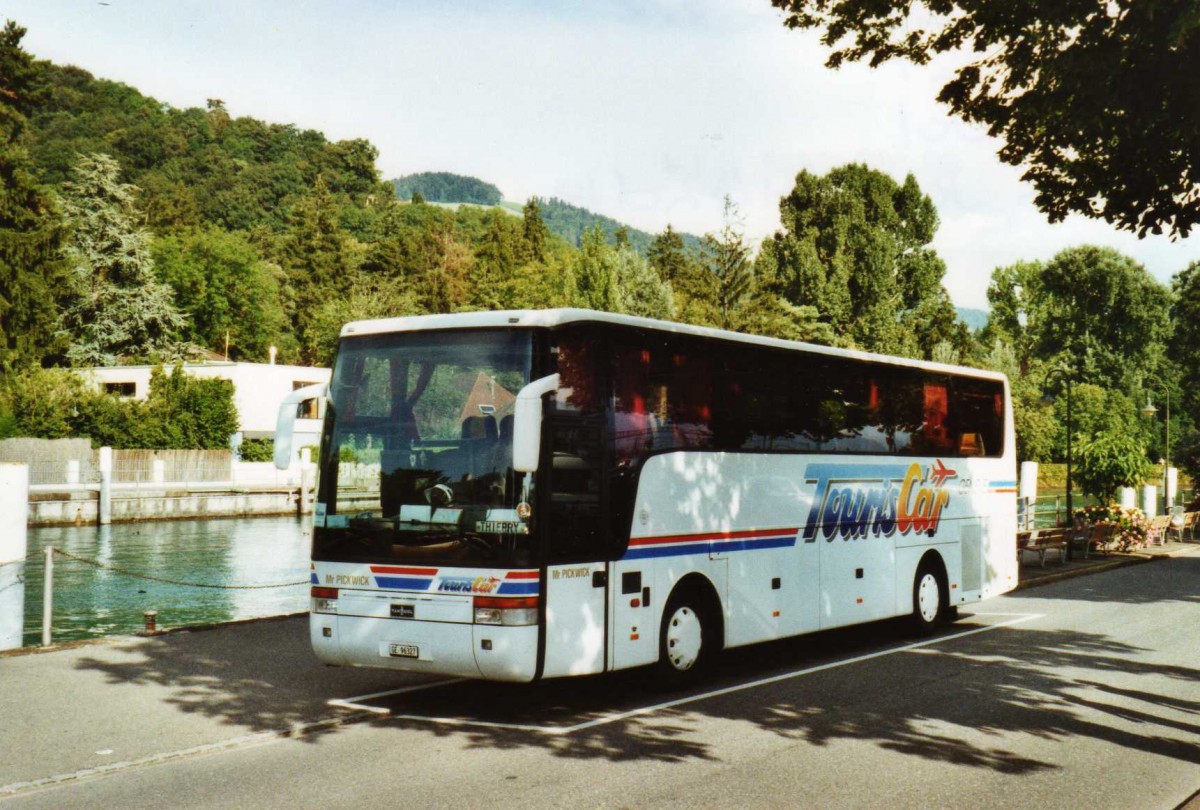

{"left": 4, "top": 0, "right": 1197, "bottom": 310}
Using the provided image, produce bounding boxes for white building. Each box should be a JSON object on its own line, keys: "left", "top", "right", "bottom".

{"left": 82, "top": 361, "right": 330, "bottom": 454}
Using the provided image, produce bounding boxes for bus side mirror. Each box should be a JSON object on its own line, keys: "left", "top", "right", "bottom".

{"left": 512, "top": 373, "right": 560, "bottom": 473}
{"left": 274, "top": 383, "right": 329, "bottom": 470}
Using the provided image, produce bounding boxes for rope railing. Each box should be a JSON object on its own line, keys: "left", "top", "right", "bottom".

{"left": 0, "top": 550, "right": 41, "bottom": 569}
{"left": 49, "top": 548, "right": 308, "bottom": 590}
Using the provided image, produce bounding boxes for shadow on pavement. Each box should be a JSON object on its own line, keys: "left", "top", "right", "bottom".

{"left": 70, "top": 568, "right": 1200, "bottom": 771}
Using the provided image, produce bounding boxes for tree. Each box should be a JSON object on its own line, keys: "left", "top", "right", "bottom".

{"left": 612, "top": 246, "right": 674, "bottom": 320}
{"left": 521, "top": 198, "right": 548, "bottom": 262}
{"left": 1074, "top": 432, "right": 1152, "bottom": 505}
{"left": 648, "top": 225, "right": 689, "bottom": 284}
{"left": 771, "top": 0, "right": 1200, "bottom": 237}
{"left": 1034, "top": 247, "right": 1170, "bottom": 390}
{"left": 469, "top": 209, "right": 519, "bottom": 310}
{"left": 701, "top": 196, "right": 754, "bottom": 331}
{"left": 2, "top": 366, "right": 88, "bottom": 439}
{"left": 152, "top": 226, "right": 293, "bottom": 361}
{"left": 276, "top": 175, "right": 360, "bottom": 361}
{"left": 137, "top": 364, "right": 239, "bottom": 450}
{"left": 573, "top": 225, "right": 616, "bottom": 311}
{"left": 1169, "top": 260, "right": 1200, "bottom": 426}
{"left": 0, "top": 22, "right": 70, "bottom": 369}
{"left": 762, "top": 164, "right": 952, "bottom": 356}
{"left": 59, "top": 152, "right": 186, "bottom": 365}
{"left": 304, "top": 273, "right": 419, "bottom": 365}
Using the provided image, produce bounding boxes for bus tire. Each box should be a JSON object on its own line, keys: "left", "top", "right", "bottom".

{"left": 910, "top": 561, "right": 946, "bottom": 635}
{"left": 656, "top": 587, "right": 714, "bottom": 688}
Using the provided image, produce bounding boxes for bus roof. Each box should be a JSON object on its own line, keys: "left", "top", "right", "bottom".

{"left": 339, "top": 308, "right": 1007, "bottom": 383}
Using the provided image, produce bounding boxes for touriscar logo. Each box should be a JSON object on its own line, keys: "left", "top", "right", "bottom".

{"left": 801, "top": 459, "right": 957, "bottom": 542}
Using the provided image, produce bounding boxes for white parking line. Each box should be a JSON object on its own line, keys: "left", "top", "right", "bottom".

{"left": 327, "top": 678, "right": 466, "bottom": 714}
{"left": 365, "top": 613, "right": 1045, "bottom": 735}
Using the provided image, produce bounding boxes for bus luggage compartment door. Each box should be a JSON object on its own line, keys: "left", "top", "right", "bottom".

{"left": 542, "top": 562, "right": 607, "bottom": 677}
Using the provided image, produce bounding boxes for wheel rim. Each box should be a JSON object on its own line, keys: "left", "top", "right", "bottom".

{"left": 665, "top": 605, "right": 703, "bottom": 671}
{"left": 917, "top": 572, "right": 940, "bottom": 623}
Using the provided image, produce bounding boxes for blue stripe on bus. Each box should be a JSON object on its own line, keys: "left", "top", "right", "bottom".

{"left": 310, "top": 573, "right": 319, "bottom": 585}
{"left": 497, "top": 581, "right": 540, "bottom": 595}
{"left": 374, "top": 576, "right": 433, "bottom": 590}
{"left": 989, "top": 480, "right": 1017, "bottom": 488}
{"left": 623, "top": 534, "right": 796, "bottom": 560}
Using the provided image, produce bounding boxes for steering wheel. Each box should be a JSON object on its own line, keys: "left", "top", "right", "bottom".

{"left": 462, "top": 533, "right": 495, "bottom": 555}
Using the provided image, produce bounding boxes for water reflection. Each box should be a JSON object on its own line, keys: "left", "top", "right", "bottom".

{"left": 23, "top": 517, "right": 311, "bottom": 647}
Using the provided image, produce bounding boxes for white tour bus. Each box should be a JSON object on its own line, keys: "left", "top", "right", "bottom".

{"left": 276, "top": 309, "right": 1017, "bottom": 683}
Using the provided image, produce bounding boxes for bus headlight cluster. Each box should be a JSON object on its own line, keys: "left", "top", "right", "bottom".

{"left": 473, "top": 596, "right": 538, "bottom": 626}
{"left": 311, "top": 586, "right": 338, "bottom": 614}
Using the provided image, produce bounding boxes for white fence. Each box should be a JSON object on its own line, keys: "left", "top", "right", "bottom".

{"left": 3, "top": 439, "right": 306, "bottom": 488}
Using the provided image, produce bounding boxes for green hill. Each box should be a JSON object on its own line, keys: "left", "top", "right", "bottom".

{"left": 392, "top": 172, "right": 501, "bottom": 206}
{"left": 955, "top": 307, "right": 989, "bottom": 331}
{"left": 536, "top": 196, "right": 704, "bottom": 256}
{"left": 386, "top": 173, "right": 704, "bottom": 256}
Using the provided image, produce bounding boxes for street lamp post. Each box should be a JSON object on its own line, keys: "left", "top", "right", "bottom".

{"left": 1141, "top": 378, "right": 1170, "bottom": 512}
{"left": 1043, "top": 368, "right": 1074, "bottom": 556}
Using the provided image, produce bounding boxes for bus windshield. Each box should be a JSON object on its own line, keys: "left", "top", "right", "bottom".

{"left": 314, "top": 329, "right": 535, "bottom": 566}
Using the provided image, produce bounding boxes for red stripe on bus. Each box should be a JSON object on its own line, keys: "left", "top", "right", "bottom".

{"left": 505, "top": 570, "right": 540, "bottom": 579}
{"left": 369, "top": 566, "right": 439, "bottom": 576}
{"left": 629, "top": 527, "right": 798, "bottom": 547}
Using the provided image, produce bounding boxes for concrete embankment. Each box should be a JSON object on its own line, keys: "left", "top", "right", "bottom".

{"left": 28, "top": 484, "right": 306, "bottom": 526}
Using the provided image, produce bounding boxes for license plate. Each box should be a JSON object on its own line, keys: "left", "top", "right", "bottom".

{"left": 389, "top": 643, "right": 419, "bottom": 659}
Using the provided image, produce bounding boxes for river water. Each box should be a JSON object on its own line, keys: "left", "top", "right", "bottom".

{"left": 20, "top": 516, "right": 311, "bottom": 647}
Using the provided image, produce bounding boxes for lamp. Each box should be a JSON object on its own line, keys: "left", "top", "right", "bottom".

{"left": 1141, "top": 379, "right": 1170, "bottom": 512}
{"left": 1043, "top": 368, "right": 1074, "bottom": 557}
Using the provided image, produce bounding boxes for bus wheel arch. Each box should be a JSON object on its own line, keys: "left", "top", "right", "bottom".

{"left": 656, "top": 574, "right": 723, "bottom": 686}
{"left": 911, "top": 550, "right": 951, "bottom": 634}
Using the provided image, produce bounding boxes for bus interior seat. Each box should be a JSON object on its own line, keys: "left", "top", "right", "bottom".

{"left": 445, "top": 415, "right": 498, "bottom": 482}
{"left": 958, "top": 432, "right": 985, "bottom": 456}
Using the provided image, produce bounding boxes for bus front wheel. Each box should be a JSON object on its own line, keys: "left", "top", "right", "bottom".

{"left": 656, "top": 590, "right": 712, "bottom": 687}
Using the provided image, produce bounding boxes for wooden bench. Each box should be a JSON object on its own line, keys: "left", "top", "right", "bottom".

{"left": 1017, "top": 528, "right": 1069, "bottom": 566}
{"left": 1180, "top": 511, "right": 1200, "bottom": 542}
{"left": 1146, "top": 515, "right": 1171, "bottom": 547}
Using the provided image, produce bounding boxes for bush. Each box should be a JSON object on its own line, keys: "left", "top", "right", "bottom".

{"left": 1074, "top": 504, "right": 1149, "bottom": 551}
{"left": 239, "top": 437, "right": 274, "bottom": 462}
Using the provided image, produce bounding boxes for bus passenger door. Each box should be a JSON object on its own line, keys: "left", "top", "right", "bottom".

{"left": 541, "top": 415, "right": 609, "bottom": 678}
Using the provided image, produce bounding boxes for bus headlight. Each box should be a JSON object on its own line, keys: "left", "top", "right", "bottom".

{"left": 312, "top": 586, "right": 338, "bottom": 614}
{"left": 473, "top": 596, "right": 538, "bottom": 626}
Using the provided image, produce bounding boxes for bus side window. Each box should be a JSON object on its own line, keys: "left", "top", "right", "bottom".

{"left": 612, "top": 343, "right": 654, "bottom": 461}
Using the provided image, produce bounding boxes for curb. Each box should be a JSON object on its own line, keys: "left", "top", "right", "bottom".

{"left": 1015, "top": 544, "right": 1200, "bottom": 591}
{"left": 0, "top": 611, "right": 308, "bottom": 659}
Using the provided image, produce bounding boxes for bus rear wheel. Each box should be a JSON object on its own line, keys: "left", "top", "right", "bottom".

{"left": 656, "top": 590, "right": 712, "bottom": 688}
{"left": 911, "top": 564, "right": 946, "bottom": 635}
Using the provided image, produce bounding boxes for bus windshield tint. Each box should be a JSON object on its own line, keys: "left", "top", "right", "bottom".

{"left": 314, "top": 329, "right": 534, "bottom": 566}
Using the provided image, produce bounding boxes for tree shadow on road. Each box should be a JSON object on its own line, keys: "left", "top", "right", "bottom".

{"left": 70, "top": 616, "right": 406, "bottom": 742}
{"left": 349, "top": 614, "right": 1200, "bottom": 771}
{"left": 70, "top": 609, "right": 1200, "bottom": 771}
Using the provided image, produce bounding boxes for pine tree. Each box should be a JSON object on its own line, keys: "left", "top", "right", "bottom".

{"left": 702, "top": 196, "right": 753, "bottom": 331}
{"left": 613, "top": 246, "right": 673, "bottom": 320}
{"left": 59, "top": 152, "right": 185, "bottom": 365}
{"left": 648, "top": 225, "right": 688, "bottom": 283}
{"left": 470, "top": 209, "right": 518, "bottom": 310}
{"left": 521, "top": 198, "right": 548, "bottom": 262}
{"left": 0, "top": 22, "right": 69, "bottom": 369}
{"left": 573, "top": 225, "right": 616, "bottom": 311}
